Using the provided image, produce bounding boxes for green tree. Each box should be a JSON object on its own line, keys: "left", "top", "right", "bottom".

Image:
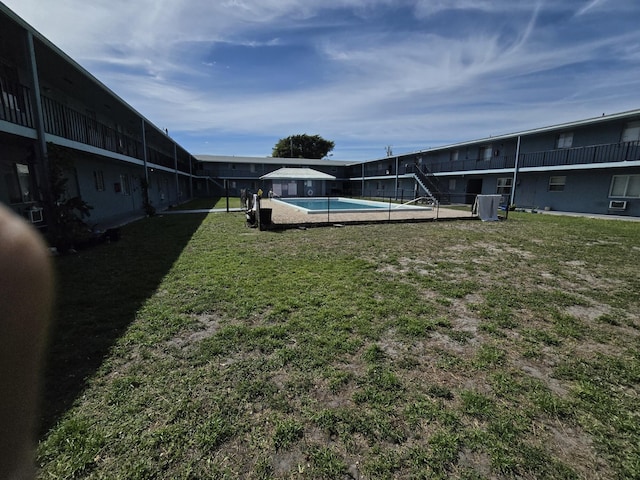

{"left": 272, "top": 134, "right": 335, "bottom": 159}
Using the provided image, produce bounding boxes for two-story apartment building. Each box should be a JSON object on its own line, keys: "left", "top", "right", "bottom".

{"left": 0, "top": 4, "right": 195, "bottom": 231}
{"left": 343, "top": 111, "right": 640, "bottom": 216}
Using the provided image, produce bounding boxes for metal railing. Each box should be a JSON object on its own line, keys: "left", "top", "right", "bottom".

{"left": 264, "top": 193, "right": 480, "bottom": 228}
{"left": 41, "top": 96, "right": 146, "bottom": 159}
{"left": 0, "top": 79, "right": 35, "bottom": 127}
{"left": 416, "top": 142, "right": 640, "bottom": 173}
{"left": 518, "top": 141, "right": 640, "bottom": 168}
{"left": 1, "top": 76, "right": 193, "bottom": 173}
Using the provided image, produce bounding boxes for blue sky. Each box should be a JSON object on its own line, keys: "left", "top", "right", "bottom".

{"left": 4, "top": 0, "right": 640, "bottom": 160}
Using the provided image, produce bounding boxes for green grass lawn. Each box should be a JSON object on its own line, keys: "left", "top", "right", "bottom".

{"left": 38, "top": 211, "right": 640, "bottom": 479}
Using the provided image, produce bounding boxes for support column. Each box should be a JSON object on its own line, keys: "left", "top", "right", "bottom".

{"left": 140, "top": 119, "right": 151, "bottom": 211}
{"left": 394, "top": 156, "right": 399, "bottom": 200}
{"left": 141, "top": 119, "right": 149, "bottom": 184}
{"left": 174, "top": 143, "right": 179, "bottom": 204}
{"left": 25, "top": 31, "right": 55, "bottom": 233}
{"left": 189, "top": 155, "right": 193, "bottom": 198}
{"left": 510, "top": 135, "right": 521, "bottom": 207}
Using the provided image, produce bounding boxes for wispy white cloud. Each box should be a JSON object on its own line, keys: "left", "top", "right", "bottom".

{"left": 413, "top": 0, "right": 540, "bottom": 17}
{"left": 574, "top": 0, "right": 606, "bottom": 17}
{"left": 4, "top": 0, "right": 640, "bottom": 159}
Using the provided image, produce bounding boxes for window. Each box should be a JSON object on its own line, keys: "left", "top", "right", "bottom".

{"left": 621, "top": 122, "right": 640, "bottom": 143}
{"left": 496, "top": 177, "right": 512, "bottom": 195}
{"left": 250, "top": 164, "right": 256, "bottom": 173}
{"left": 4, "top": 163, "right": 32, "bottom": 204}
{"left": 556, "top": 132, "right": 573, "bottom": 149}
{"left": 450, "top": 150, "right": 459, "bottom": 162}
{"left": 448, "top": 179, "right": 457, "bottom": 190}
{"left": 16, "top": 163, "right": 32, "bottom": 202}
{"left": 548, "top": 176, "right": 566, "bottom": 192}
{"left": 610, "top": 175, "right": 640, "bottom": 198}
{"left": 120, "top": 174, "right": 131, "bottom": 195}
{"left": 479, "top": 146, "right": 492, "bottom": 161}
{"left": 94, "top": 170, "right": 105, "bottom": 191}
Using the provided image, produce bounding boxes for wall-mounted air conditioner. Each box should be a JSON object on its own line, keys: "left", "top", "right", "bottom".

{"left": 608, "top": 200, "right": 627, "bottom": 210}
{"left": 28, "top": 206, "right": 43, "bottom": 223}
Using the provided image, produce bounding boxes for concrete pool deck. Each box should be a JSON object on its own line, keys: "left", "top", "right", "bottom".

{"left": 260, "top": 198, "right": 477, "bottom": 227}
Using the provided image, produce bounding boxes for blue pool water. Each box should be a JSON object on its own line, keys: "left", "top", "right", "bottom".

{"left": 279, "top": 198, "right": 388, "bottom": 211}
{"left": 273, "top": 197, "right": 428, "bottom": 214}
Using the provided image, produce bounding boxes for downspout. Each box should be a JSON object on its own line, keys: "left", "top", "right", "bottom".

{"left": 140, "top": 119, "right": 150, "bottom": 210}
{"left": 25, "top": 31, "right": 54, "bottom": 228}
{"left": 141, "top": 119, "right": 149, "bottom": 184}
{"left": 510, "top": 135, "right": 521, "bottom": 207}
{"left": 361, "top": 163, "right": 365, "bottom": 197}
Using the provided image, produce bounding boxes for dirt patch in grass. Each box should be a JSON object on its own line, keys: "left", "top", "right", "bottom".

{"left": 167, "top": 312, "right": 225, "bottom": 348}
{"left": 542, "top": 420, "right": 614, "bottom": 480}
{"left": 515, "top": 359, "right": 569, "bottom": 397}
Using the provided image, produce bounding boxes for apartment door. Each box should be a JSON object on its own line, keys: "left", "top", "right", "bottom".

{"left": 465, "top": 178, "right": 483, "bottom": 204}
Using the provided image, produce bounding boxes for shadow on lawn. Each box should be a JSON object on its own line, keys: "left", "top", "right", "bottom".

{"left": 172, "top": 196, "right": 223, "bottom": 210}
{"left": 39, "top": 213, "right": 209, "bottom": 436}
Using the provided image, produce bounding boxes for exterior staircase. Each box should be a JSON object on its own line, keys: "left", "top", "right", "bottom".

{"left": 412, "top": 166, "right": 451, "bottom": 205}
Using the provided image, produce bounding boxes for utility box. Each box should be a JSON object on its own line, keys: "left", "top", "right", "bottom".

{"left": 259, "top": 208, "right": 272, "bottom": 230}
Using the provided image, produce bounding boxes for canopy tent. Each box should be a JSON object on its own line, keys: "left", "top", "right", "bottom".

{"left": 259, "top": 167, "right": 336, "bottom": 181}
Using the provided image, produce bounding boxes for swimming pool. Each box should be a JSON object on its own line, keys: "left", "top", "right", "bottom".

{"left": 273, "top": 197, "right": 430, "bottom": 214}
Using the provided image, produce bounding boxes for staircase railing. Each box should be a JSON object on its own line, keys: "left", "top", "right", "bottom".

{"left": 411, "top": 166, "right": 451, "bottom": 204}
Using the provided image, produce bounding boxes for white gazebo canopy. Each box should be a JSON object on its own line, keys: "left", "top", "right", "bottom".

{"left": 260, "top": 167, "right": 336, "bottom": 181}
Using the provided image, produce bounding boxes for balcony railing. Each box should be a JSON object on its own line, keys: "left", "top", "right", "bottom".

{"left": 1, "top": 76, "right": 192, "bottom": 174}
{"left": 518, "top": 142, "right": 640, "bottom": 168}
{"left": 41, "top": 96, "right": 146, "bottom": 160}
{"left": 417, "top": 141, "right": 640, "bottom": 174}
{"left": 0, "top": 79, "right": 35, "bottom": 128}
{"left": 423, "top": 155, "right": 516, "bottom": 173}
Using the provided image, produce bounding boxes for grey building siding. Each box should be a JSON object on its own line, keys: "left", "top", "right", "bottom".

{"left": 73, "top": 156, "right": 144, "bottom": 224}
{"left": 515, "top": 169, "right": 640, "bottom": 216}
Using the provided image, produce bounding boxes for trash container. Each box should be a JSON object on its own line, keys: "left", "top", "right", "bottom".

{"left": 259, "top": 208, "right": 272, "bottom": 230}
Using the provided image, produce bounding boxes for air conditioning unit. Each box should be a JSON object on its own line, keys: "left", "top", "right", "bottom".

{"left": 608, "top": 200, "right": 627, "bottom": 210}
{"left": 28, "top": 206, "right": 43, "bottom": 223}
